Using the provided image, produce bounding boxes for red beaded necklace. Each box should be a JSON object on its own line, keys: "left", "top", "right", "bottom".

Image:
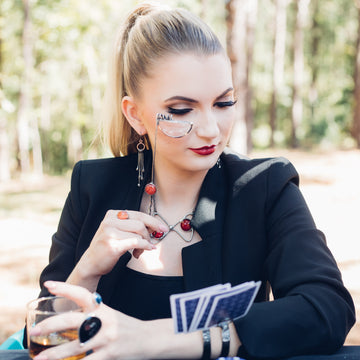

{"left": 151, "top": 210, "right": 194, "bottom": 243}
{"left": 147, "top": 191, "right": 194, "bottom": 244}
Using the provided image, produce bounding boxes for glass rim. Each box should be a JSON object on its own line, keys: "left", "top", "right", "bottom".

{"left": 26, "top": 296, "right": 82, "bottom": 314}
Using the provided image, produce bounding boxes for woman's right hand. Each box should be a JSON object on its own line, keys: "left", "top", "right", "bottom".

{"left": 67, "top": 210, "right": 168, "bottom": 288}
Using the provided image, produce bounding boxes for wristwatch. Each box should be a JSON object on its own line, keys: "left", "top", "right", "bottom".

{"left": 218, "top": 320, "right": 230, "bottom": 357}
{"left": 201, "top": 329, "right": 211, "bottom": 360}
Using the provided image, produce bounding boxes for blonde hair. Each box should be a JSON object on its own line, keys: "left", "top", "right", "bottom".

{"left": 103, "top": 2, "right": 224, "bottom": 157}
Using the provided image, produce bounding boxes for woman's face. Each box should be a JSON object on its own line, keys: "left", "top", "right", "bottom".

{"left": 132, "top": 52, "right": 236, "bottom": 177}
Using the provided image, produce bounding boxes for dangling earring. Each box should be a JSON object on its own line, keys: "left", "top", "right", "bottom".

{"left": 216, "top": 157, "right": 222, "bottom": 169}
{"left": 145, "top": 115, "right": 160, "bottom": 215}
{"left": 136, "top": 137, "right": 145, "bottom": 187}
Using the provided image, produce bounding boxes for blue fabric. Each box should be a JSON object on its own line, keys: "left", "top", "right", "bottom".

{"left": 0, "top": 330, "right": 24, "bottom": 350}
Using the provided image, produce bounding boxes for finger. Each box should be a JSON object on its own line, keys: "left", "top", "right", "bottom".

{"left": 32, "top": 336, "right": 86, "bottom": 360}
{"left": 132, "top": 248, "right": 144, "bottom": 259}
{"left": 81, "top": 347, "right": 111, "bottom": 360}
{"left": 100, "top": 227, "right": 144, "bottom": 244}
{"left": 102, "top": 214, "right": 157, "bottom": 242}
{"left": 108, "top": 237, "right": 156, "bottom": 255}
{"left": 111, "top": 219, "right": 153, "bottom": 241}
{"left": 111, "top": 210, "right": 169, "bottom": 233}
{"left": 96, "top": 227, "right": 153, "bottom": 252}
{"left": 43, "top": 281, "right": 100, "bottom": 313}
{"left": 29, "top": 311, "right": 84, "bottom": 337}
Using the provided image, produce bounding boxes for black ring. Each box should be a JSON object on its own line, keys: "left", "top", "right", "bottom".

{"left": 79, "top": 315, "right": 102, "bottom": 346}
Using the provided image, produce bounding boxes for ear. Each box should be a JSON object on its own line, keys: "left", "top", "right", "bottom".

{"left": 121, "top": 96, "right": 147, "bottom": 135}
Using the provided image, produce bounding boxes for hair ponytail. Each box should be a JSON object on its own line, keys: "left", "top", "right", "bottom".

{"left": 102, "top": 2, "right": 224, "bottom": 157}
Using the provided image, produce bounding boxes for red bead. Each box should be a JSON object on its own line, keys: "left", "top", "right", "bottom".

{"left": 180, "top": 218, "right": 192, "bottom": 231}
{"left": 145, "top": 183, "right": 157, "bottom": 195}
{"left": 152, "top": 231, "right": 164, "bottom": 238}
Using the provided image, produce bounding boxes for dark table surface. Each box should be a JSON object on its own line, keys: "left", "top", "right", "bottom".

{"left": 1, "top": 347, "right": 360, "bottom": 360}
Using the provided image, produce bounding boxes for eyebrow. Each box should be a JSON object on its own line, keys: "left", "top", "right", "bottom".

{"left": 164, "top": 87, "right": 234, "bottom": 103}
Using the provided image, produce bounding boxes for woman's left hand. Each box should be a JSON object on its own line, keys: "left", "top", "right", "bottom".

{"left": 30, "top": 281, "right": 153, "bottom": 360}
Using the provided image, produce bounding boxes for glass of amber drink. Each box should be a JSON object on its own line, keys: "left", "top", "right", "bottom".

{"left": 27, "top": 296, "right": 86, "bottom": 360}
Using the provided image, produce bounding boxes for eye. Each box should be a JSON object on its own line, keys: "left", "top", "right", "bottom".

{"left": 167, "top": 107, "right": 193, "bottom": 115}
{"left": 214, "top": 100, "right": 237, "bottom": 108}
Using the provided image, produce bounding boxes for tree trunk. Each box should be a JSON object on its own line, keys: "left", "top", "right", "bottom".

{"left": 353, "top": 1, "right": 360, "bottom": 148}
{"left": 16, "top": 0, "right": 32, "bottom": 174}
{"left": 270, "top": 0, "right": 288, "bottom": 147}
{"left": 0, "top": 115, "right": 10, "bottom": 181}
{"left": 84, "top": 46, "right": 102, "bottom": 126}
{"left": 0, "top": 7, "right": 11, "bottom": 181}
{"left": 245, "top": 0, "right": 257, "bottom": 153}
{"left": 32, "top": 116, "right": 43, "bottom": 175}
{"left": 67, "top": 100, "right": 83, "bottom": 165}
{"left": 17, "top": 0, "right": 43, "bottom": 176}
{"left": 309, "top": 0, "right": 320, "bottom": 123}
{"left": 226, "top": 0, "right": 257, "bottom": 155}
{"left": 291, "top": 0, "right": 310, "bottom": 148}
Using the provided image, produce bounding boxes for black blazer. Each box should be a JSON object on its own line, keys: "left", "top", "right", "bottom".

{"left": 38, "top": 149, "right": 355, "bottom": 359}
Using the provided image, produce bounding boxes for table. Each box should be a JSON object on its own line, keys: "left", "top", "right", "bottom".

{"left": 0, "top": 351, "right": 28, "bottom": 360}
{"left": 289, "top": 346, "right": 360, "bottom": 359}
{"left": 1, "top": 348, "right": 360, "bottom": 360}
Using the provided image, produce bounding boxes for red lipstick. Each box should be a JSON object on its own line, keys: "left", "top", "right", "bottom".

{"left": 189, "top": 145, "right": 216, "bottom": 155}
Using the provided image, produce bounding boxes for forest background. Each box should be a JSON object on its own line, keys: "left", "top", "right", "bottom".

{"left": 0, "top": 0, "right": 359, "bottom": 346}
{"left": 1, "top": 0, "right": 360, "bottom": 177}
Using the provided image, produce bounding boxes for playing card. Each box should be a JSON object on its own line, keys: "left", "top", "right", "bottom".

{"left": 170, "top": 281, "right": 261, "bottom": 333}
{"left": 180, "top": 293, "right": 204, "bottom": 332}
{"left": 190, "top": 284, "right": 231, "bottom": 331}
{"left": 205, "top": 281, "right": 261, "bottom": 327}
{"left": 170, "top": 284, "right": 229, "bottom": 333}
{"left": 170, "top": 293, "right": 184, "bottom": 333}
{"left": 182, "top": 284, "right": 231, "bottom": 332}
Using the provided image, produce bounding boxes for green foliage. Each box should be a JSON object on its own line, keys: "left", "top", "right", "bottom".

{"left": 252, "top": 0, "right": 358, "bottom": 149}
{"left": 1, "top": 0, "right": 359, "bottom": 177}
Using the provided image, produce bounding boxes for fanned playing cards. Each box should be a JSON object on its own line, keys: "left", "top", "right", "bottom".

{"left": 170, "top": 281, "right": 260, "bottom": 333}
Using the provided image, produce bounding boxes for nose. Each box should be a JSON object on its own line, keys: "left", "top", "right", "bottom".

{"left": 195, "top": 110, "right": 220, "bottom": 139}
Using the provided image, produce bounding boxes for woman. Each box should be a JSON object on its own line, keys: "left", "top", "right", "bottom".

{"left": 27, "top": 2, "right": 355, "bottom": 360}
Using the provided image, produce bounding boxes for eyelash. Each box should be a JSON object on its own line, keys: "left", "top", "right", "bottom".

{"left": 167, "top": 107, "right": 192, "bottom": 115}
{"left": 167, "top": 100, "right": 237, "bottom": 116}
{"left": 215, "top": 100, "right": 237, "bottom": 108}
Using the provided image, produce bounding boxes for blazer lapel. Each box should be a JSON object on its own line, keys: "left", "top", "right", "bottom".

{"left": 182, "top": 163, "right": 226, "bottom": 291}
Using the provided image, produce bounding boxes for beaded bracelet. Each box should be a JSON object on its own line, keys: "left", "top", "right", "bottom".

{"left": 201, "top": 329, "right": 211, "bottom": 360}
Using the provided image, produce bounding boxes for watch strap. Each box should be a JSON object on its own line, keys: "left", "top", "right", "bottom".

{"left": 201, "top": 329, "right": 211, "bottom": 360}
{"left": 219, "top": 320, "right": 230, "bottom": 357}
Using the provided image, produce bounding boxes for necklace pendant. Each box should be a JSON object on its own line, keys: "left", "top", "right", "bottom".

{"left": 151, "top": 230, "right": 164, "bottom": 239}
{"left": 180, "top": 218, "right": 192, "bottom": 231}
{"left": 150, "top": 211, "right": 194, "bottom": 243}
{"left": 150, "top": 230, "right": 169, "bottom": 243}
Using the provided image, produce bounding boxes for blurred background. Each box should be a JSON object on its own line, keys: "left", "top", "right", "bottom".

{"left": 0, "top": 0, "right": 359, "bottom": 346}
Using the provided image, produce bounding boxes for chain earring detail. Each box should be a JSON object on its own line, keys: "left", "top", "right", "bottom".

{"left": 145, "top": 113, "right": 195, "bottom": 242}
{"left": 136, "top": 137, "right": 145, "bottom": 187}
{"left": 145, "top": 115, "right": 161, "bottom": 199}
